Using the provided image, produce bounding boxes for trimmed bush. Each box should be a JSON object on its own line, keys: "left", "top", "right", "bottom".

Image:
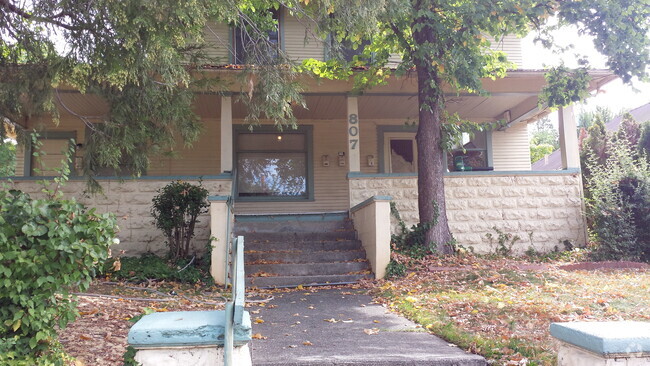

{"left": 0, "top": 189, "right": 118, "bottom": 364}
{"left": 151, "top": 180, "right": 209, "bottom": 261}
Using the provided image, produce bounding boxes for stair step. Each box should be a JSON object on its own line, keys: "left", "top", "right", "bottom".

{"left": 247, "top": 261, "right": 370, "bottom": 277}
{"left": 240, "top": 231, "right": 357, "bottom": 243}
{"left": 245, "top": 249, "right": 366, "bottom": 264}
{"left": 246, "top": 274, "right": 373, "bottom": 288}
{"left": 234, "top": 219, "right": 354, "bottom": 234}
{"left": 246, "top": 239, "right": 362, "bottom": 252}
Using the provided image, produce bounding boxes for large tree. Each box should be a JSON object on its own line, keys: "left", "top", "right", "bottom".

{"left": 2, "top": 0, "right": 649, "bottom": 251}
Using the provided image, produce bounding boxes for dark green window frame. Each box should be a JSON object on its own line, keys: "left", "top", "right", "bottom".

{"left": 24, "top": 131, "right": 77, "bottom": 177}
{"left": 233, "top": 125, "right": 314, "bottom": 202}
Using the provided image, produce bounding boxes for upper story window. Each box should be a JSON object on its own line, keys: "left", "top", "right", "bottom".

{"left": 232, "top": 8, "right": 281, "bottom": 64}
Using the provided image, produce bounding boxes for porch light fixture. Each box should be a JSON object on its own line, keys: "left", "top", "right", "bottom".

{"left": 277, "top": 135, "right": 282, "bottom": 141}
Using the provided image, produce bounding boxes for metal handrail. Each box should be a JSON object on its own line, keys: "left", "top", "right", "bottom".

{"left": 224, "top": 166, "right": 236, "bottom": 286}
{"left": 224, "top": 235, "right": 245, "bottom": 366}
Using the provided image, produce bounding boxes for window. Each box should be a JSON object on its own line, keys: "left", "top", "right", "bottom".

{"left": 232, "top": 8, "right": 281, "bottom": 64}
{"left": 235, "top": 127, "right": 312, "bottom": 200}
{"left": 378, "top": 126, "right": 492, "bottom": 173}
{"left": 26, "top": 132, "right": 77, "bottom": 177}
{"left": 447, "top": 131, "right": 492, "bottom": 172}
{"left": 327, "top": 37, "right": 371, "bottom": 63}
{"left": 383, "top": 132, "right": 417, "bottom": 173}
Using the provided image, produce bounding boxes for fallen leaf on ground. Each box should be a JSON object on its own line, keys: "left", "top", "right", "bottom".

{"left": 363, "top": 328, "right": 379, "bottom": 335}
{"left": 324, "top": 318, "right": 338, "bottom": 323}
{"left": 303, "top": 341, "right": 313, "bottom": 346}
{"left": 252, "top": 333, "right": 267, "bottom": 340}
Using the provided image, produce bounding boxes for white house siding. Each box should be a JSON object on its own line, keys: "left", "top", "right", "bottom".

{"left": 486, "top": 35, "right": 523, "bottom": 67}
{"left": 14, "top": 145, "right": 25, "bottom": 177}
{"left": 233, "top": 119, "right": 350, "bottom": 214}
{"left": 492, "top": 122, "right": 532, "bottom": 171}
{"left": 282, "top": 10, "right": 325, "bottom": 62}
{"left": 148, "top": 117, "right": 221, "bottom": 176}
{"left": 201, "top": 15, "right": 522, "bottom": 67}
{"left": 13, "top": 115, "right": 222, "bottom": 177}
{"left": 203, "top": 22, "right": 231, "bottom": 64}
{"left": 350, "top": 173, "right": 586, "bottom": 253}
{"left": 8, "top": 178, "right": 232, "bottom": 255}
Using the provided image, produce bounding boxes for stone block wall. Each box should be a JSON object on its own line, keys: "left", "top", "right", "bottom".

{"left": 8, "top": 178, "right": 232, "bottom": 256}
{"left": 349, "top": 173, "right": 586, "bottom": 253}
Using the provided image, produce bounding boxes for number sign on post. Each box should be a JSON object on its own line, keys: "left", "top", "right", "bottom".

{"left": 347, "top": 96, "right": 361, "bottom": 172}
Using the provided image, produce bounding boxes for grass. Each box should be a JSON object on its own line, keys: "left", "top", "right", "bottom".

{"left": 371, "top": 254, "right": 650, "bottom": 366}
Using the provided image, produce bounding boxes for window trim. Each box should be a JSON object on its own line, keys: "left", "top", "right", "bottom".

{"left": 447, "top": 131, "right": 493, "bottom": 171}
{"left": 383, "top": 132, "right": 418, "bottom": 173}
{"left": 233, "top": 125, "right": 314, "bottom": 202}
{"left": 377, "top": 125, "right": 417, "bottom": 173}
{"left": 25, "top": 131, "right": 77, "bottom": 177}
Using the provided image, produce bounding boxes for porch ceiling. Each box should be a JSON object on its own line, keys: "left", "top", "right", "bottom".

{"left": 53, "top": 69, "right": 616, "bottom": 126}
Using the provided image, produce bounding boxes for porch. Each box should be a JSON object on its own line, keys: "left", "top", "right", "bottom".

{"left": 3, "top": 70, "right": 613, "bottom": 284}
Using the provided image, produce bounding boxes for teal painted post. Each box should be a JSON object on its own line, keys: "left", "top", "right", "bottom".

{"left": 224, "top": 301, "right": 234, "bottom": 365}
{"left": 223, "top": 235, "right": 245, "bottom": 366}
{"left": 233, "top": 236, "right": 245, "bottom": 324}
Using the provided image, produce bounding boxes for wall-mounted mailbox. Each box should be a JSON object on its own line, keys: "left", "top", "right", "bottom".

{"left": 367, "top": 155, "right": 375, "bottom": 167}
{"left": 322, "top": 155, "right": 330, "bottom": 167}
{"left": 338, "top": 152, "right": 346, "bottom": 167}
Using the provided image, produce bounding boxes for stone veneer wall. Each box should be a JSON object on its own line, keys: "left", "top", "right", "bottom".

{"left": 9, "top": 178, "right": 232, "bottom": 256}
{"left": 349, "top": 173, "right": 586, "bottom": 253}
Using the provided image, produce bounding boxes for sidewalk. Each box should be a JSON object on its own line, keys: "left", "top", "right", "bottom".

{"left": 249, "top": 287, "right": 486, "bottom": 366}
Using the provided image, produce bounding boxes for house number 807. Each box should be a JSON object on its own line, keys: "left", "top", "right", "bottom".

{"left": 348, "top": 113, "right": 358, "bottom": 149}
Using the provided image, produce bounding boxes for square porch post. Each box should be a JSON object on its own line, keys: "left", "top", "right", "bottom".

{"left": 347, "top": 95, "right": 361, "bottom": 172}
{"left": 558, "top": 105, "right": 580, "bottom": 169}
{"left": 221, "top": 94, "right": 233, "bottom": 173}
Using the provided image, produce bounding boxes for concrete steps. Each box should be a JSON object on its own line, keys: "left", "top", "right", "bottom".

{"left": 234, "top": 213, "right": 373, "bottom": 288}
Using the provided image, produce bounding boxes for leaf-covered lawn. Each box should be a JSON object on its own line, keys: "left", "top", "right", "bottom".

{"left": 58, "top": 282, "right": 226, "bottom": 365}
{"left": 370, "top": 255, "right": 650, "bottom": 366}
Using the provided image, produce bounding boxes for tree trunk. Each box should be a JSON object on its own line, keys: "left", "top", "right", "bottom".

{"left": 413, "top": 11, "right": 453, "bottom": 254}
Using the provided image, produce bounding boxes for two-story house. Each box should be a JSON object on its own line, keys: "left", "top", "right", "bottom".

{"left": 6, "top": 7, "right": 615, "bottom": 286}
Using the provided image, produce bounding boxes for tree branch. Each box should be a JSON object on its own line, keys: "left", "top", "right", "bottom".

{"left": 0, "top": 0, "right": 89, "bottom": 32}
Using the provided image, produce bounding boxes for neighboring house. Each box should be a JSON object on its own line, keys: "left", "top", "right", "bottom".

{"left": 532, "top": 102, "right": 650, "bottom": 171}
{"left": 5, "top": 8, "right": 616, "bottom": 284}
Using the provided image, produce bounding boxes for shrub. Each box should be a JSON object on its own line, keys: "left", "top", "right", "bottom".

{"left": 585, "top": 132, "right": 650, "bottom": 262}
{"left": 390, "top": 201, "right": 437, "bottom": 258}
{"left": 0, "top": 189, "right": 118, "bottom": 364}
{"left": 151, "top": 180, "right": 209, "bottom": 261}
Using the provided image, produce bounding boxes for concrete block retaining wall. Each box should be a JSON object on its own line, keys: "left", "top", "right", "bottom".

{"left": 349, "top": 173, "right": 586, "bottom": 253}
{"left": 8, "top": 178, "right": 232, "bottom": 256}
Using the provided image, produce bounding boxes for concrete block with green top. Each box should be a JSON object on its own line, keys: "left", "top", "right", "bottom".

{"left": 550, "top": 321, "right": 650, "bottom": 366}
{"left": 128, "top": 236, "right": 251, "bottom": 366}
{"left": 128, "top": 311, "right": 252, "bottom": 348}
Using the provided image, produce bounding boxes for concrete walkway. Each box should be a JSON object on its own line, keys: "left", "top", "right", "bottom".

{"left": 249, "top": 287, "right": 486, "bottom": 366}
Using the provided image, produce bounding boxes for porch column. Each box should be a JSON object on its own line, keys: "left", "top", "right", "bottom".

{"left": 558, "top": 105, "right": 579, "bottom": 169}
{"left": 347, "top": 95, "right": 361, "bottom": 172}
{"left": 221, "top": 94, "right": 233, "bottom": 173}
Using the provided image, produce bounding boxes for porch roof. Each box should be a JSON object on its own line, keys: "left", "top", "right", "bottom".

{"left": 53, "top": 69, "right": 616, "bottom": 126}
